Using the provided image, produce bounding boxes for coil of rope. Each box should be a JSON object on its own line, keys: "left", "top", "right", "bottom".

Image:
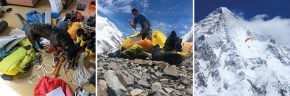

{"left": 72, "top": 52, "right": 91, "bottom": 86}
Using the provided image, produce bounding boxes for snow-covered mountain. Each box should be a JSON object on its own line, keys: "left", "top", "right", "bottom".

{"left": 195, "top": 7, "right": 290, "bottom": 96}
{"left": 96, "top": 15, "right": 125, "bottom": 54}
{"left": 182, "top": 26, "right": 193, "bottom": 42}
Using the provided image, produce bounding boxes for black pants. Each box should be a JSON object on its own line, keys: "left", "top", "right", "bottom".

{"left": 141, "top": 29, "right": 152, "bottom": 40}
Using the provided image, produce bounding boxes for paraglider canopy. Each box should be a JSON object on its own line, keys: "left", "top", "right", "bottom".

{"left": 245, "top": 38, "right": 253, "bottom": 42}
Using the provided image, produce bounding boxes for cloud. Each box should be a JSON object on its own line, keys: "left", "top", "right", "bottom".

{"left": 97, "top": 3, "right": 113, "bottom": 14}
{"left": 244, "top": 15, "right": 290, "bottom": 48}
{"left": 98, "top": 0, "right": 134, "bottom": 14}
{"left": 184, "top": 25, "right": 189, "bottom": 29}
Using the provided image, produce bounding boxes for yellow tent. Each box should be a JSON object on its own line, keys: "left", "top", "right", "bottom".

{"left": 121, "top": 30, "right": 167, "bottom": 48}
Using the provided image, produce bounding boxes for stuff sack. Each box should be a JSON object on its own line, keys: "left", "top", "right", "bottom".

{"left": 67, "top": 22, "right": 81, "bottom": 40}
{"left": 127, "top": 39, "right": 153, "bottom": 52}
{"left": 34, "top": 76, "right": 72, "bottom": 96}
{"left": 164, "top": 31, "right": 182, "bottom": 52}
{"left": 49, "top": 0, "right": 63, "bottom": 13}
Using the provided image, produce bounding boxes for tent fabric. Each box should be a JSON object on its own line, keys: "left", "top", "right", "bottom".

{"left": 128, "top": 40, "right": 153, "bottom": 52}
{"left": 245, "top": 38, "right": 253, "bottom": 42}
{"left": 121, "top": 30, "right": 166, "bottom": 48}
{"left": 152, "top": 30, "right": 166, "bottom": 48}
{"left": 34, "top": 76, "right": 73, "bottom": 96}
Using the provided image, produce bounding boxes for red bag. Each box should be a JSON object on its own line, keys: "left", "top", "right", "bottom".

{"left": 34, "top": 76, "right": 72, "bottom": 96}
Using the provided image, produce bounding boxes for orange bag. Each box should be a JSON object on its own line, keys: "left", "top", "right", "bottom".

{"left": 67, "top": 22, "right": 81, "bottom": 40}
{"left": 128, "top": 40, "right": 153, "bottom": 52}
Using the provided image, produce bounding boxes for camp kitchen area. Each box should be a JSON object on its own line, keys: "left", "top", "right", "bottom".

{"left": 0, "top": 0, "right": 96, "bottom": 96}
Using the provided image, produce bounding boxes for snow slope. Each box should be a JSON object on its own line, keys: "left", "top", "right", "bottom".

{"left": 195, "top": 7, "right": 290, "bottom": 96}
{"left": 96, "top": 15, "right": 125, "bottom": 54}
{"left": 182, "top": 26, "right": 193, "bottom": 42}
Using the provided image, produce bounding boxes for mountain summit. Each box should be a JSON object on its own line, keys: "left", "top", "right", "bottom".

{"left": 96, "top": 15, "right": 125, "bottom": 54}
{"left": 195, "top": 7, "right": 290, "bottom": 96}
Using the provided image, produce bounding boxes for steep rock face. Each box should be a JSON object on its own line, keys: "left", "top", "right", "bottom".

{"left": 96, "top": 15, "right": 125, "bottom": 54}
{"left": 195, "top": 7, "right": 290, "bottom": 96}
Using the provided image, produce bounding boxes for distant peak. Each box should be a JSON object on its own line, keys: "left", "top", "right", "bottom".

{"left": 215, "top": 7, "right": 233, "bottom": 14}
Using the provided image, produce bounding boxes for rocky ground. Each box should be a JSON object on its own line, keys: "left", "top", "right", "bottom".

{"left": 97, "top": 54, "right": 193, "bottom": 96}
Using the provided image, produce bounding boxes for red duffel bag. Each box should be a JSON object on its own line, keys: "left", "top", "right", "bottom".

{"left": 34, "top": 76, "right": 72, "bottom": 96}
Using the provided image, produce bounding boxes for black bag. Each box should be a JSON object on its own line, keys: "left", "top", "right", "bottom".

{"left": 0, "top": 20, "right": 8, "bottom": 33}
{"left": 88, "top": 73, "right": 95, "bottom": 86}
{"left": 164, "top": 31, "right": 182, "bottom": 52}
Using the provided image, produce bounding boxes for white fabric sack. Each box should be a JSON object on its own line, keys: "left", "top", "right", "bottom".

{"left": 49, "top": 0, "right": 63, "bottom": 13}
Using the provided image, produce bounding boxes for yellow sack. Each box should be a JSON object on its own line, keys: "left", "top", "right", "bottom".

{"left": 121, "top": 32, "right": 140, "bottom": 47}
{"left": 152, "top": 30, "right": 166, "bottom": 48}
{"left": 179, "top": 42, "right": 192, "bottom": 56}
{"left": 121, "top": 30, "right": 167, "bottom": 48}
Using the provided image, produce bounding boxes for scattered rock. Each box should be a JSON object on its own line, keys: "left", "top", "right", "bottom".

{"left": 151, "top": 82, "right": 162, "bottom": 91}
{"left": 181, "top": 77, "right": 192, "bottom": 86}
{"left": 108, "top": 62, "right": 121, "bottom": 70}
{"left": 117, "top": 73, "right": 134, "bottom": 86}
{"left": 185, "top": 88, "right": 193, "bottom": 95}
{"left": 133, "top": 72, "right": 141, "bottom": 79}
{"left": 164, "top": 87, "right": 174, "bottom": 93}
{"left": 160, "top": 79, "right": 169, "bottom": 84}
{"left": 104, "top": 70, "right": 128, "bottom": 96}
{"left": 163, "top": 65, "right": 179, "bottom": 78}
{"left": 133, "top": 59, "right": 144, "bottom": 64}
{"left": 177, "top": 84, "right": 185, "bottom": 90}
{"left": 138, "top": 80, "right": 151, "bottom": 88}
{"left": 154, "top": 71, "right": 163, "bottom": 77}
{"left": 98, "top": 87, "right": 108, "bottom": 96}
{"left": 98, "top": 80, "right": 107, "bottom": 90}
{"left": 154, "top": 66, "right": 159, "bottom": 70}
{"left": 156, "top": 61, "right": 169, "bottom": 69}
{"left": 98, "top": 54, "right": 193, "bottom": 96}
{"left": 130, "top": 89, "right": 144, "bottom": 96}
{"left": 143, "top": 69, "right": 148, "bottom": 73}
{"left": 141, "top": 73, "right": 152, "bottom": 80}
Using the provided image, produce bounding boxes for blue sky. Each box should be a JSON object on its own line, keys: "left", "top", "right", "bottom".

{"left": 195, "top": 0, "right": 290, "bottom": 22}
{"left": 97, "top": 0, "right": 193, "bottom": 37}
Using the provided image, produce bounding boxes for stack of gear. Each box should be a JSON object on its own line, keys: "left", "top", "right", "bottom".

{"left": 0, "top": 39, "right": 35, "bottom": 80}
{"left": 64, "top": 10, "right": 84, "bottom": 22}
{"left": 116, "top": 30, "right": 189, "bottom": 65}
{"left": 109, "top": 30, "right": 166, "bottom": 59}
{"left": 86, "top": 15, "right": 95, "bottom": 27}
{"left": 76, "top": 28, "right": 95, "bottom": 57}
